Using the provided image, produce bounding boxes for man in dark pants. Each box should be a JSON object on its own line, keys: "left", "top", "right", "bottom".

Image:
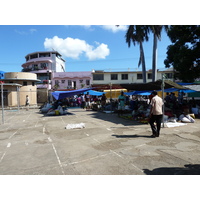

{"left": 149, "top": 91, "right": 163, "bottom": 137}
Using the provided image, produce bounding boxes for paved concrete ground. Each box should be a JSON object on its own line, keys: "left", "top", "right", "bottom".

{"left": 0, "top": 107, "right": 200, "bottom": 175}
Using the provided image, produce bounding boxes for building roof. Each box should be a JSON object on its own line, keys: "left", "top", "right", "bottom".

{"left": 0, "top": 83, "right": 22, "bottom": 87}
{"left": 120, "top": 80, "right": 187, "bottom": 91}
{"left": 53, "top": 71, "right": 92, "bottom": 79}
{"left": 1, "top": 78, "right": 40, "bottom": 82}
{"left": 25, "top": 51, "right": 62, "bottom": 58}
{"left": 185, "top": 85, "right": 200, "bottom": 92}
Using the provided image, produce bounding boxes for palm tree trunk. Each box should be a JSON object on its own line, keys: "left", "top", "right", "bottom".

{"left": 152, "top": 34, "right": 157, "bottom": 82}
{"left": 139, "top": 42, "right": 147, "bottom": 83}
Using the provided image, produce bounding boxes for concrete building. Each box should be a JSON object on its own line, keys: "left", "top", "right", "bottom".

{"left": 21, "top": 51, "right": 66, "bottom": 90}
{"left": 52, "top": 71, "right": 92, "bottom": 90}
{"left": 21, "top": 51, "right": 66, "bottom": 103}
{"left": 0, "top": 72, "right": 39, "bottom": 107}
{"left": 91, "top": 68, "right": 174, "bottom": 89}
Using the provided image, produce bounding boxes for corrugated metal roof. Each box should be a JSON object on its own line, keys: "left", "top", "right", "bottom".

{"left": 0, "top": 78, "right": 40, "bottom": 82}
{"left": 0, "top": 83, "right": 22, "bottom": 87}
{"left": 185, "top": 85, "right": 200, "bottom": 91}
{"left": 120, "top": 80, "right": 187, "bottom": 91}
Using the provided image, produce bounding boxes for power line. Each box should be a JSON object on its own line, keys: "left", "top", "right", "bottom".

{"left": 0, "top": 55, "right": 167, "bottom": 66}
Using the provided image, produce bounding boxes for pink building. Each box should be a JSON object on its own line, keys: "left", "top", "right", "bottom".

{"left": 21, "top": 51, "right": 65, "bottom": 90}
{"left": 52, "top": 71, "right": 92, "bottom": 90}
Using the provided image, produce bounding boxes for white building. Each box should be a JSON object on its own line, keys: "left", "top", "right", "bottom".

{"left": 92, "top": 68, "right": 174, "bottom": 86}
{"left": 22, "top": 51, "right": 65, "bottom": 72}
{"left": 21, "top": 51, "right": 65, "bottom": 90}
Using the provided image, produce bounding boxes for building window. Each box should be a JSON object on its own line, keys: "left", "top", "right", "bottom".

{"left": 39, "top": 53, "right": 50, "bottom": 57}
{"left": 41, "top": 63, "right": 48, "bottom": 69}
{"left": 32, "top": 64, "right": 39, "bottom": 70}
{"left": 30, "top": 54, "right": 38, "bottom": 59}
{"left": 79, "top": 79, "right": 83, "bottom": 83}
{"left": 23, "top": 81, "right": 27, "bottom": 86}
{"left": 61, "top": 80, "right": 65, "bottom": 84}
{"left": 32, "top": 82, "right": 35, "bottom": 86}
{"left": 111, "top": 74, "right": 118, "bottom": 80}
{"left": 86, "top": 80, "right": 90, "bottom": 85}
{"left": 137, "top": 74, "right": 143, "bottom": 79}
{"left": 55, "top": 80, "right": 59, "bottom": 85}
{"left": 121, "top": 74, "right": 128, "bottom": 80}
{"left": 93, "top": 74, "right": 104, "bottom": 80}
{"left": 68, "top": 80, "right": 72, "bottom": 86}
{"left": 165, "top": 73, "right": 173, "bottom": 79}
{"left": 148, "top": 73, "right": 152, "bottom": 79}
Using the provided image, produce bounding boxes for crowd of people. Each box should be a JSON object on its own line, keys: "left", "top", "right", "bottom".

{"left": 41, "top": 90, "right": 200, "bottom": 124}
{"left": 39, "top": 90, "right": 200, "bottom": 138}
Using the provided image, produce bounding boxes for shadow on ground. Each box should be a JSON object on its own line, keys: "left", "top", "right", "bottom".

{"left": 112, "top": 134, "right": 152, "bottom": 138}
{"left": 143, "top": 164, "right": 200, "bottom": 175}
{"left": 40, "top": 112, "right": 75, "bottom": 117}
{"left": 88, "top": 111, "right": 142, "bottom": 127}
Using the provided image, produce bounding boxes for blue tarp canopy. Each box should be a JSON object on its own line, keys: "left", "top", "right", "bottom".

{"left": 125, "top": 88, "right": 196, "bottom": 96}
{"left": 125, "top": 90, "right": 152, "bottom": 96}
{"left": 52, "top": 88, "right": 93, "bottom": 100}
{"left": 158, "top": 88, "right": 196, "bottom": 93}
{"left": 83, "top": 90, "right": 105, "bottom": 96}
{"left": 176, "top": 82, "right": 193, "bottom": 85}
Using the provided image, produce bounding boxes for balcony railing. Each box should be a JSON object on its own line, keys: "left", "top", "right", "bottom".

{"left": 22, "top": 66, "right": 48, "bottom": 72}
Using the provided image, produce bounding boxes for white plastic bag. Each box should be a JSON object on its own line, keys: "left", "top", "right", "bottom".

{"left": 65, "top": 123, "right": 85, "bottom": 129}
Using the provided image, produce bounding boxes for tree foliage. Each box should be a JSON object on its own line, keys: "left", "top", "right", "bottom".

{"left": 164, "top": 25, "right": 200, "bottom": 82}
{"left": 125, "top": 25, "right": 150, "bottom": 83}
{"left": 125, "top": 25, "right": 168, "bottom": 83}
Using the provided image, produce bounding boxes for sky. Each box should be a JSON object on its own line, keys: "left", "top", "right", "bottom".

{"left": 0, "top": 25, "right": 172, "bottom": 73}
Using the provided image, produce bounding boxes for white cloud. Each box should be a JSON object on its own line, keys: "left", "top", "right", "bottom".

{"left": 101, "top": 25, "right": 128, "bottom": 33}
{"left": 14, "top": 28, "right": 37, "bottom": 35}
{"left": 81, "top": 25, "right": 91, "bottom": 29}
{"left": 30, "top": 28, "right": 37, "bottom": 33}
{"left": 86, "top": 43, "right": 110, "bottom": 60}
{"left": 44, "top": 36, "right": 110, "bottom": 60}
{"left": 14, "top": 29, "right": 27, "bottom": 35}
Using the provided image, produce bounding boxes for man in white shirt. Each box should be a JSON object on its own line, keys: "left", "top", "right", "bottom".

{"left": 149, "top": 91, "right": 163, "bottom": 137}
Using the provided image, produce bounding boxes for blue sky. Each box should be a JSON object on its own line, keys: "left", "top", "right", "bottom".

{"left": 0, "top": 25, "right": 172, "bottom": 73}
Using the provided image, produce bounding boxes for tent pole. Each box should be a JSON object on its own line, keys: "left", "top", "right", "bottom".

{"left": 17, "top": 86, "right": 20, "bottom": 111}
{"left": 162, "top": 74, "right": 165, "bottom": 128}
{"left": 1, "top": 82, "right": 4, "bottom": 124}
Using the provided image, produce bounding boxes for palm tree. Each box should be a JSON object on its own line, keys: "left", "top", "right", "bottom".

{"left": 149, "top": 25, "right": 169, "bottom": 82}
{"left": 125, "top": 25, "right": 150, "bottom": 83}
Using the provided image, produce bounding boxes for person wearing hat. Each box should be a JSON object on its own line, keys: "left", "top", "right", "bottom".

{"left": 149, "top": 91, "right": 163, "bottom": 137}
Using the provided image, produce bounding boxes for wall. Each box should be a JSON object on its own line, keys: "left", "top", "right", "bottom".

{"left": 92, "top": 70, "right": 174, "bottom": 85}
{"left": 3, "top": 72, "right": 38, "bottom": 106}
{"left": 5, "top": 72, "right": 37, "bottom": 80}
{"left": 52, "top": 72, "right": 92, "bottom": 90}
{"left": 37, "top": 88, "right": 48, "bottom": 103}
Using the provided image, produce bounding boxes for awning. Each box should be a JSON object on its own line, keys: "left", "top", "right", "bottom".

{"left": 52, "top": 88, "right": 93, "bottom": 100}
{"left": 125, "top": 90, "right": 152, "bottom": 96}
{"left": 83, "top": 90, "right": 105, "bottom": 96}
{"left": 125, "top": 88, "right": 196, "bottom": 96}
{"left": 121, "top": 80, "right": 188, "bottom": 91}
{"left": 158, "top": 88, "right": 196, "bottom": 93}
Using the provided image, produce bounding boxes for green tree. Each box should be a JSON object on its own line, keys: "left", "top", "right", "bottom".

{"left": 125, "top": 25, "right": 149, "bottom": 83}
{"left": 125, "top": 25, "right": 168, "bottom": 83}
{"left": 164, "top": 25, "right": 200, "bottom": 82}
